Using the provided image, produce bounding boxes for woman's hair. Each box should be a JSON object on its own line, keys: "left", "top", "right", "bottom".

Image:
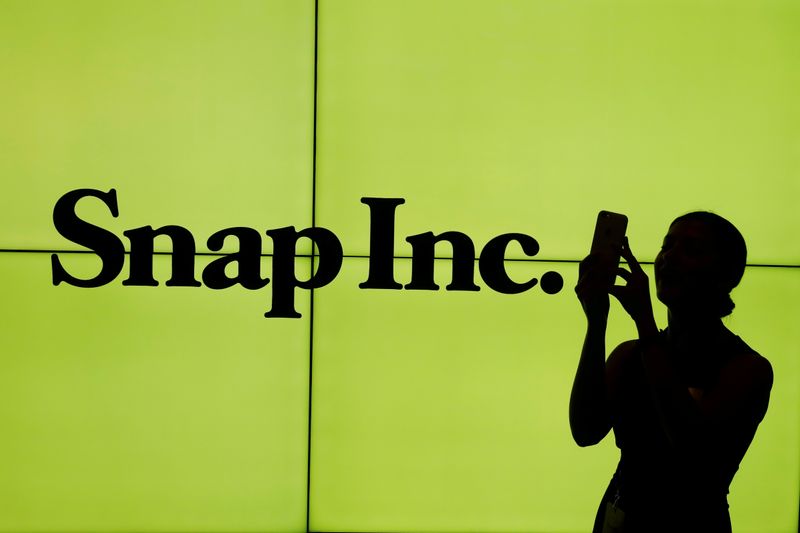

{"left": 669, "top": 211, "right": 747, "bottom": 318}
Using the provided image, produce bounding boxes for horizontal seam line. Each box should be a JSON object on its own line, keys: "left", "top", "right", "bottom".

{"left": 0, "top": 249, "right": 796, "bottom": 268}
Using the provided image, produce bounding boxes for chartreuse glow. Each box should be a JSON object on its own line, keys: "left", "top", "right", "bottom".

{"left": 1, "top": 0, "right": 798, "bottom": 532}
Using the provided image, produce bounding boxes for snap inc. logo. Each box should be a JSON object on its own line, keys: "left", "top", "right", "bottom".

{"left": 52, "top": 189, "right": 565, "bottom": 318}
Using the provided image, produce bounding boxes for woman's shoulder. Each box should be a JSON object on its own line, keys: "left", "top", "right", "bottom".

{"left": 725, "top": 332, "right": 774, "bottom": 389}
{"left": 615, "top": 329, "right": 668, "bottom": 354}
{"left": 716, "top": 333, "right": 774, "bottom": 426}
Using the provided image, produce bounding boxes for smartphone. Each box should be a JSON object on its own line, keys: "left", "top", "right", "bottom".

{"left": 590, "top": 210, "right": 628, "bottom": 287}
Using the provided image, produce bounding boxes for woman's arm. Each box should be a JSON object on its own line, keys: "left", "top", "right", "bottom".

{"left": 569, "top": 318, "right": 635, "bottom": 447}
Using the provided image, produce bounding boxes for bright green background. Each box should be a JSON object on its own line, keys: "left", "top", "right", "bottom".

{"left": 0, "top": 0, "right": 314, "bottom": 254}
{"left": 317, "top": 0, "right": 799, "bottom": 263}
{"left": 0, "top": 254, "right": 311, "bottom": 531}
{"left": 311, "top": 259, "right": 799, "bottom": 533}
{"left": 1, "top": 0, "right": 798, "bottom": 532}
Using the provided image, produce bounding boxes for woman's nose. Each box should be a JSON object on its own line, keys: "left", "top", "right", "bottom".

{"left": 660, "top": 246, "right": 677, "bottom": 263}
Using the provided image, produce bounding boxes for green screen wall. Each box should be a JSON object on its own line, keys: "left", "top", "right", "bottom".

{"left": 0, "top": 1, "right": 797, "bottom": 532}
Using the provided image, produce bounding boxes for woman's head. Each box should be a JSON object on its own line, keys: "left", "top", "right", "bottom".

{"left": 654, "top": 211, "right": 747, "bottom": 318}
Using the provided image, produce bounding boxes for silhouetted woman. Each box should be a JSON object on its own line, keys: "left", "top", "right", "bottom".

{"left": 571, "top": 211, "right": 773, "bottom": 532}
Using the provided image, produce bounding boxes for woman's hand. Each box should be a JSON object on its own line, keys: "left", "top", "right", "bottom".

{"left": 609, "top": 236, "right": 657, "bottom": 329}
{"left": 575, "top": 250, "right": 616, "bottom": 324}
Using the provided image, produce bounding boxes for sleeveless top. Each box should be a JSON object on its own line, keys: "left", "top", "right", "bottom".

{"left": 607, "top": 327, "right": 768, "bottom": 529}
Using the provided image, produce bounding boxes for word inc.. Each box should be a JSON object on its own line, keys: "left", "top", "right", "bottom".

{"left": 52, "top": 189, "right": 563, "bottom": 318}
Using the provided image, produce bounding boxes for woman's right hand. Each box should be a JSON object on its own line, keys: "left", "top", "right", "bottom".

{"left": 575, "top": 251, "right": 617, "bottom": 324}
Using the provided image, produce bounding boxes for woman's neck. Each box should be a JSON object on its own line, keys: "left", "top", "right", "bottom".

{"left": 666, "top": 309, "right": 726, "bottom": 354}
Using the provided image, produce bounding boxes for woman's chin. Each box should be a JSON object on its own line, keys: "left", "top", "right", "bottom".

{"left": 657, "top": 285, "right": 692, "bottom": 310}
{"left": 656, "top": 284, "right": 678, "bottom": 303}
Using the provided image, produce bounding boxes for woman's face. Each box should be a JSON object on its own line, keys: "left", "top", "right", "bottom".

{"left": 654, "top": 220, "right": 722, "bottom": 310}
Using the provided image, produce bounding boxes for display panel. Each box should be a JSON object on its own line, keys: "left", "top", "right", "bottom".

{"left": 316, "top": 0, "right": 799, "bottom": 263}
{"left": 725, "top": 265, "right": 800, "bottom": 533}
{"left": 0, "top": 253, "right": 310, "bottom": 530}
{"left": 310, "top": 257, "right": 798, "bottom": 532}
{"left": 1, "top": 0, "right": 797, "bottom": 532}
{"left": 0, "top": 0, "right": 314, "bottom": 254}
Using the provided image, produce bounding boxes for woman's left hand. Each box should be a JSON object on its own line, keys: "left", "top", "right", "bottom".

{"left": 609, "top": 236, "right": 657, "bottom": 328}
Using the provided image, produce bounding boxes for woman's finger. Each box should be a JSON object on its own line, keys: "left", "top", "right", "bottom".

{"left": 621, "top": 236, "right": 644, "bottom": 273}
{"left": 615, "top": 267, "right": 631, "bottom": 281}
{"left": 608, "top": 284, "right": 623, "bottom": 301}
